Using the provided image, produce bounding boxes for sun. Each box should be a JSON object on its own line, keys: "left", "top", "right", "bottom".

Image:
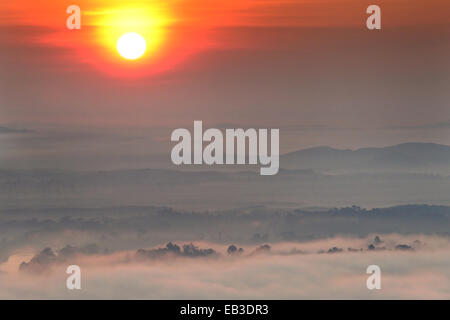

{"left": 116, "top": 32, "right": 147, "bottom": 60}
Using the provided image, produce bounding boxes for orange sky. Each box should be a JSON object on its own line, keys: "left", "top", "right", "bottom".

{"left": 1, "top": 0, "right": 449, "bottom": 77}
{"left": 0, "top": 0, "right": 273, "bottom": 77}
{"left": 0, "top": 0, "right": 449, "bottom": 135}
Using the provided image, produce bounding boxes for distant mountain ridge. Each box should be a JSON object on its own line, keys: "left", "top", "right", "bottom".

{"left": 282, "top": 143, "right": 450, "bottom": 172}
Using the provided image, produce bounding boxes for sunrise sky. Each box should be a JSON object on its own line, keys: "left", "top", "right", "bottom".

{"left": 0, "top": 0, "right": 449, "bottom": 166}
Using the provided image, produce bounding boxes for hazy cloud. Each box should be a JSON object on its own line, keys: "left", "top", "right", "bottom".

{"left": 0, "top": 126, "right": 33, "bottom": 134}
{"left": 385, "top": 120, "right": 450, "bottom": 130}
{"left": 2, "top": 235, "right": 450, "bottom": 299}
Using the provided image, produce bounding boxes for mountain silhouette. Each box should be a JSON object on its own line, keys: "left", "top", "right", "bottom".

{"left": 282, "top": 143, "right": 450, "bottom": 172}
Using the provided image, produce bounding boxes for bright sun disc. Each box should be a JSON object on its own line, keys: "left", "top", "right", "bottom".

{"left": 117, "top": 32, "right": 147, "bottom": 60}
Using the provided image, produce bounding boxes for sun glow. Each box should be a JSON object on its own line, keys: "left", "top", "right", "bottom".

{"left": 91, "top": 4, "right": 174, "bottom": 63}
{"left": 117, "top": 32, "right": 147, "bottom": 60}
{"left": 2, "top": 0, "right": 289, "bottom": 77}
